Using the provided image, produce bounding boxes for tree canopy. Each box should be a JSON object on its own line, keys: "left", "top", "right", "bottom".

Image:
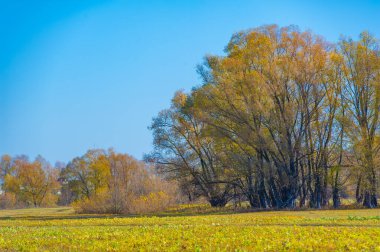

{"left": 148, "top": 25, "right": 380, "bottom": 209}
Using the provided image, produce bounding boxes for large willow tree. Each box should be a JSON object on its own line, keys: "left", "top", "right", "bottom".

{"left": 149, "top": 25, "right": 380, "bottom": 209}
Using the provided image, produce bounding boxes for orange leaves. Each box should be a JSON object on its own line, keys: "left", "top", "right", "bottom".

{"left": 3, "top": 159, "right": 59, "bottom": 207}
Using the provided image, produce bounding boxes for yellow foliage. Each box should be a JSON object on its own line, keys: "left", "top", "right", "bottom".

{"left": 130, "top": 191, "right": 173, "bottom": 214}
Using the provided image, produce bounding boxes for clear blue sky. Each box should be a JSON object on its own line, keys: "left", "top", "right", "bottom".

{"left": 1, "top": 0, "right": 379, "bottom": 164}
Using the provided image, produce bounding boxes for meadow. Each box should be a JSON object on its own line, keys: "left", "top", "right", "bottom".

{"left": 0, "top": 206, "right": 378, "bottom": 251}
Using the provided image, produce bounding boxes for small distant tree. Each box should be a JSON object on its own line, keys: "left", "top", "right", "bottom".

{"left": 61, "top": 149, "right": 110, "bottom": 201}
{"left": 0, "top": 155, "right": 13, "bottom": 184}
{"left": 3, "top": 157, "right": 60, "bottom": 207}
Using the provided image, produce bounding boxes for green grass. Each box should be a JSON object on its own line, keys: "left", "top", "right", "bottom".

{"left": 0, "top": 206, "right": 379, "bottom": 251}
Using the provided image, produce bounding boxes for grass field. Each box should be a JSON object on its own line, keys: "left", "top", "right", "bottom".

{"left": 0, "top": 206, "right": 378, "bottom": 251}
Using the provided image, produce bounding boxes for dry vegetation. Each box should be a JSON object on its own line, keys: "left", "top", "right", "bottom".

{"left": 0, "top": 206, "right": 378, "bottom": 251}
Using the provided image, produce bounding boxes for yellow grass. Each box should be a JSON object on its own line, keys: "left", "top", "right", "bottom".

{"left": 0, "top": 206, "right": 378, "bottom": 251}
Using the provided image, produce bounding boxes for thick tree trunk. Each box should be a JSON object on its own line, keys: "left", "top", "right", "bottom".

{"left": 332, "top": 170, "right": 340, "bottom": 208}
{"left": 321, "top": 165, "right": 329, "bottom": 207}
{"left": 209, "top": 196, "right": 228, "bottom": 207}
{"left": 268, "top": 177, "right": 281, "bottom": 208}
{"left": 281, "top": 186, "right": 297, "bottom": 208}
{"left": 363, "top": 180, "right": 378, "bottom": 208}
{"left": 356, "top": 176, "right": 363, "bottom": 204}
{"left": 313, "top": 173, "right": 322, "bottom": 209}
{"left": 257, "top": 184, "right": 269, "bottom": 209}
{"left": 247, "top": 195, "right": 260, "bottom": 208}
{"left": 299, "top": 162, "right": 307, "bottom": 208}
{"left": 332, "top": 188, "right": 340, "bottom": 208}
{"left": 363, "top": 191, "right": 377, "bottom": 208}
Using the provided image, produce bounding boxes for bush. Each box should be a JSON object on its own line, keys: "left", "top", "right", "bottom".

{"left": 129, "top": 191, "right": 173, "bottom": 214}
{"left": 72, "top": 190, "right": 110, "bottom": 214}
{"left": 72, "top": 180, "right": 178, "bottom": 214}
{"left": 0, "top": 193, "right": 16, "bottom": 209}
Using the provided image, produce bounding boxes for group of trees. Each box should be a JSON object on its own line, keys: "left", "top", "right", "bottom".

{"left": 1, "top": 25, "right": 378, "bottom": 212}
{"left": 147, "top": 25, "right": 380, "bottom": 209}
{"left": 61, "top": 149, "right": 176, "bottom": 214}
{"left": 0, "top": 150, "right": 177, "bottom": 213}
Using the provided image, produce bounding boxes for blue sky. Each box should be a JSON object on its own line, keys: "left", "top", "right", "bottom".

{"left": 1, "top": 0, "right": 379, "bottom": 163}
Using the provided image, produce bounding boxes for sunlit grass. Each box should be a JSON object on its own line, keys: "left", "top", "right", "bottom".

{"left": 0, "top": 206, "right": 378, "bottom": 251}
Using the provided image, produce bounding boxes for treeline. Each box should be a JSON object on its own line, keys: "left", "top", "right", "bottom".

{"left": 0, "top": 150, "right": 178, "bottom": 213}
{"left": 147, "top": 25, "right": 380, "bottom": 209}
{"left": 1, "top": 25, "right": 378, "bottom": 212}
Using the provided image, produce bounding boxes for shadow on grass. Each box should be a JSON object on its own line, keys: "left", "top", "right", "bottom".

{"left": 0, "top": 205, "right": 378, "bottom": 222}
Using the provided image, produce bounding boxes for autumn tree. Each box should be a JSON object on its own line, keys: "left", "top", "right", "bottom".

{"left": 147, "top": 91, "right": 233, "bottom": 207}
{"left": 339, "top": 32, "right": 380, "bottom": 208}
{"left": 62, "top": 149, "right": 110, "bottom": 201}
{"left": 0, "top": 155, "right": 13, "bottom": 186}
{"left": 3, "top": 157, "right": 60, "bottom": 207}
{"left": 62, "top": 149, "right": 176, "bottom": 213}
{"left": 195, "top": 25, "right": 337, "bottom": 208}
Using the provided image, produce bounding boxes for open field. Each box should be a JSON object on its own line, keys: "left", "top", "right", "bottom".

{"left": 0, "top": 206, "right": 378, "bottom": 251}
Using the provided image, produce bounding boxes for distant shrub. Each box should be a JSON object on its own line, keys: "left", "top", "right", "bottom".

{"left": 66, "top": 149, "right": 179, "bottom": 214}
{"left": 0, "top": 193, "right": 16, "bottom": 209}
{"left": 129, "top": 191, "right": 173, "bottom": 214}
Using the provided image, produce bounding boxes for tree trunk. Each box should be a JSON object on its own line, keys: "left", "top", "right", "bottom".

{"left": 209, "top": 196, "right": 228, "bottom": 207}
{"left": 257, "top": 180, "right": 269, "bottom": 209}
{"left": 356, "top": 176, "right": 363, "bottom": 204}
{"left": 332, "top": 170, "right": 340, "bottom": 208}
{"left": 363, "top": 191, "right": 375, "bottom": 208}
